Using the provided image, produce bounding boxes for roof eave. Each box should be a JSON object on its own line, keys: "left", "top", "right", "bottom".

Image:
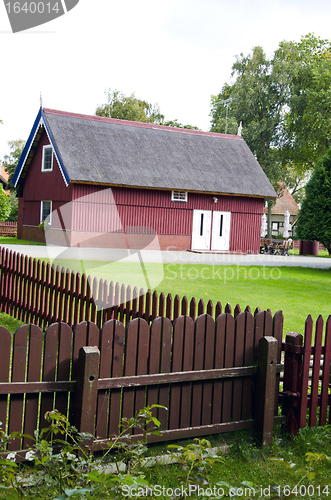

{"left": 70, "top": 179, "right": 276, "bottom": 199}
{"left": 13, "top": 108, "right": 70, "bottom": 188}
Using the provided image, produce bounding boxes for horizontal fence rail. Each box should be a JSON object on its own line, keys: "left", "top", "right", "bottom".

{"left": 0, "top": 309, "right": 284, "bottom": 460}
{"left": 0, "top": 246, "right": 268, "bottom": 330}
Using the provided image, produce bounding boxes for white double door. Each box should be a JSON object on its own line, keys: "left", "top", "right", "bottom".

{"left": 191, "top": 210, "right": 231, "bottom": 251}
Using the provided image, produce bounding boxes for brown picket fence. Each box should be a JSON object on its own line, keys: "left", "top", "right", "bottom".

{"left": 0, "top": 309, "right": 284, "bottom": 460}
{"left": 0, "top": 246, "right": 261, "bottom": 329}
{"left": 0, "top": 246, "right": 330, "bottom": 461}
{"left": 0, "top": 221, "right": 17, "bottom": 236}
{"left": 0, "top": 312, "right": 330, "bottom": 462}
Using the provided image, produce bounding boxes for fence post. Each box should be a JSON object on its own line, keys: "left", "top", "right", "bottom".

{"left": 74, "top": 346, "right": 100, "bottom": 439}
{"left": 254, "top": 336, "right": 278, "bottom": 446}
{"left": 282, "top": 332, "right": 303, "bottom": 435}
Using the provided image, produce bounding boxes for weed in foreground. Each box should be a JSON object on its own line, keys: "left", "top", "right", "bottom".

{"left": 0, "top": 406, "right": 165, "bottom": 499}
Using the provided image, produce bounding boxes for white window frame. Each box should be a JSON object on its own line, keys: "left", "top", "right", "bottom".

{"left": 42, "top": 145, "right": 53, "bottom": 172}
{"left": 40, "top": 201, "right": 52, "bottom": 225}
{"left": 171, "top": 191, "right": 188, "bottom": 203}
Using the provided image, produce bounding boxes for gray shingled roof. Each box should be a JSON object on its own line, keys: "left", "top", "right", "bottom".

{"left": 43, "top": 109, "right": 276, "bottom": 198}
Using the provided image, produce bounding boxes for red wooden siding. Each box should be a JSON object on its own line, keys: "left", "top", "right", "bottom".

{"left": 71, "top": 184, "right": 264, "bottom": 213}
{"left": 70, "top": 184, "right": 264, "bottom": 252}
{"left": 230, "top": 212, "right": 262, "bottom": 253}
{"left": 21, "top": 129, "right": 71, "bottom": 227}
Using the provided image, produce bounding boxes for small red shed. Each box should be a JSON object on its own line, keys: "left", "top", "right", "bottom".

{"left": 13, "top": 108, "right": 276, "bottom": 252}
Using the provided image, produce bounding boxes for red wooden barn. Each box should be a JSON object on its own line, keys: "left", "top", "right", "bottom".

{"left": 13, "top": 108, "right": 276, "bottom": 252}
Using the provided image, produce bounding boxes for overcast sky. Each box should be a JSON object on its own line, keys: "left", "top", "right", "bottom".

{"left": 1, "top": 0, "right": 331, "bottom": 158}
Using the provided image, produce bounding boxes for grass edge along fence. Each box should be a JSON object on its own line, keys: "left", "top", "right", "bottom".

{"left": 0, "top": 246, "right": 267, "bottom": 330}
{"left": 0, "top": 310, "right": 330, "bottom": 462}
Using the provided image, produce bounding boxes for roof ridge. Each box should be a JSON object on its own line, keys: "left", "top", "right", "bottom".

{"left": 42, "top": 108, "right": 243, "bottom": 140}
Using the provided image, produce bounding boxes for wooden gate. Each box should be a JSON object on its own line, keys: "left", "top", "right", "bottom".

{"left": 281, "top": 315, "right": 331, "bottom": 434}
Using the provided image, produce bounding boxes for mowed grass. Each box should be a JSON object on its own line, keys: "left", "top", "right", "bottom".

{"left": 38, "top": 257, "right": 331, "bottom": 337}
{"left": 0, "top": 236, "right": 46, "bottom": 246}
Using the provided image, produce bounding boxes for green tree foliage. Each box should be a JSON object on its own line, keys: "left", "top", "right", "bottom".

{"left": 277, "top": 34, "right": 331, "bottom": 173}
{"left": 2, "top": 139, "right": 26, "bottom": 190}
{"left": 161, "top": 118, "right": 199, "bottom": 130}
{"left": 210, "top": 46, "right": 289, "bottom": 237}
{"left": 210, "top": 34, "right": 331, "bottom": 200}
{"left": 96, "top": 89, "right": 164, "bottom": 124}
{"left": 210, "top": 46, "right": 287, "bottom": 188}
{"left": 6, "top": 191, "right": 18, "bottom": 222}
{"left": 0, "top": 185, "right": 11, "bottom": 221}
{"left": 96, "top": 89, "right": 199, "bottom": 129}
{"left": 295, "top": 147, "right": 331, "bottom": 254}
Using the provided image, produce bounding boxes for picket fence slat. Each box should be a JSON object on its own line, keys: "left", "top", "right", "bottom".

{"left": 96, "top": 320, "right": 114, "bottom": 438}
{"left": 147, "top": 317, "right": 163, "bottom": 430}
{"left": 158, "top": 317, "right": 172, "bottom": 431}
{"left": 0, "top": 326, "right": 11, "bottom": 433}
{"left": 320, "top": 317, "right": 331, "bottom": 426}
{"left": 212, "top": 314, "right": 226, "bottom": 425}
{"left": 242, "top": 312, "right": 255, "bottom": 420}
{"left": 134, "top": 319, "right": 149, "bottom": 434}
{"left": 8, "top": 325, "right": 29, "bottom": 451}
{"left": 222, "top": 314, "right": 235, "bottom": 423}
{"left": 299, "top": 315, "right": 313, "bottom": 428}
{"left": 122, "top": 319, "right": 139, "bottom": 434}
{"left": 169, "top": 316, "right": 184, "bottom": 430}
{"left": 310, "top": 316, "right": 323, "bottom": 427}
{"left": 108, "top": 321, "right": 125, "bottom": 437}
{"left": 23, "top": 325, "right": 43, "bottom": 449}
{"left": 201, "top": 314, "right": 215, "bottom": 426}
{"left": 233, "top": 312, "right": 245, "bottom": 422}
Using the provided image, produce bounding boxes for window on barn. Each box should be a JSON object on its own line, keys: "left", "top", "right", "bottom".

{"left": 42, "top": 145, "right": 53, "bottom": 172}
{"left": 41, "top": 201, "right": 52, "bottom": 225}
{"left": 171, "top": 191, "right": 188, "bottom": 202}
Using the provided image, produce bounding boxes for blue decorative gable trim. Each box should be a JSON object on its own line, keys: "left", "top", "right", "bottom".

{"left": 13, "top": 108, "right": 70, "bottom": 188}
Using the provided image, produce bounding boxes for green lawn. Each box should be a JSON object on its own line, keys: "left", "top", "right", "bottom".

{"left": 0, "top": 311, "right": 24, "bottom": 333}
{"left": 160, "top": 264, "right": 331, "bottom": 337}
{"left": 0, "top": 238, "right": 330, "bottom": 336}
{"left": 144, "top": 426, "right": 331, "bottom": 500}
{"left": 34, "top": 257, "right": 331, "bottom": 337}
{"left": 290, "top": 248, "right": 330, "bottom": 258}
{"left": 0, "top": 236, "right": 46, "bottom": 246}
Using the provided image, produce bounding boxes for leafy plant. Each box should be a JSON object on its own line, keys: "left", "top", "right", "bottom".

{"left": 270, "top": 452, "right": 331, "bottom": 499}
{"left": 0, "top": 422, "right": 30, "bottom": 499}
{"left": 167, "top": 438, "right": 224, "bottom": 488}
{"left": 0, "top": 406, "right": 165, "bottom": 499}
{"left": 38, "top": 219, "right": 48, "bottom": 231}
